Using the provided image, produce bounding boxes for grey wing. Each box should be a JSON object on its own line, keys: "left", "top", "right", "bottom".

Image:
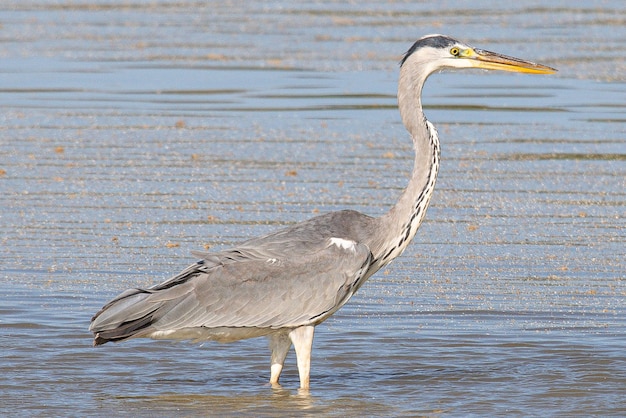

{"left": 191, "top": 239, "right": 372, "bottom": 328}
{"left": 90, "top": 237, "right": 372, "bottom": 344}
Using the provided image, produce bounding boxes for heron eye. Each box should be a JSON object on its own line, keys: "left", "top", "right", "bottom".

{"left": 450, "top": 47, "right": 460, "bottom": 56}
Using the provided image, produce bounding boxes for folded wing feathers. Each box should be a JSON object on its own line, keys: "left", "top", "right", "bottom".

{"left": 90, "top": 236, "right": 372, "bottom": 345}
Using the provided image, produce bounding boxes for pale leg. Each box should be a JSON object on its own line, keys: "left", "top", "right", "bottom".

{"left": 289, "top": 325, "right": 315, "bottom": 390}
{"left": 268, "top": 331, "right": 291, "bottom": 386}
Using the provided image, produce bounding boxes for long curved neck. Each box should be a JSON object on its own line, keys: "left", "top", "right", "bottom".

{"left": 370, "top": 61, "right": 441, "bottom": 267}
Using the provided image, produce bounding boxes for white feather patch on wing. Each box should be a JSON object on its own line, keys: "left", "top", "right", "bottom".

{"left": 329, "top": 237, "right": 357, "bottom": 252}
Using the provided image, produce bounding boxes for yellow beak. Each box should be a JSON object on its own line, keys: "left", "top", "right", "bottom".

{"left": 467, "top": 48, "right": 557, "bottom": 74}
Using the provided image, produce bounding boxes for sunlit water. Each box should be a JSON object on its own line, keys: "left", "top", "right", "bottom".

{"left": 1, "top": 1, "right": 625, "bottom": 416}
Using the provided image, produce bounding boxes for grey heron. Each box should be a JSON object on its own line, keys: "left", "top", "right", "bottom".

{"left": 90, "top": 34, "right": 556, "bottom": 389}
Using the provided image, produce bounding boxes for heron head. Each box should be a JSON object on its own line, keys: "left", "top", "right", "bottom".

{"left": 401, "top": 34, "right": 556, "bottom": 75}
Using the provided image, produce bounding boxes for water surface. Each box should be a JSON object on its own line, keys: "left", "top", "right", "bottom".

{"left": 1, "top": 1, "right": 625, "bottom": 416}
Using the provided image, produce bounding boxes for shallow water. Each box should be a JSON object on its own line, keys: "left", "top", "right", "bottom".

{"left": 1, "top": 1, "right": 625, "bottom": 416}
